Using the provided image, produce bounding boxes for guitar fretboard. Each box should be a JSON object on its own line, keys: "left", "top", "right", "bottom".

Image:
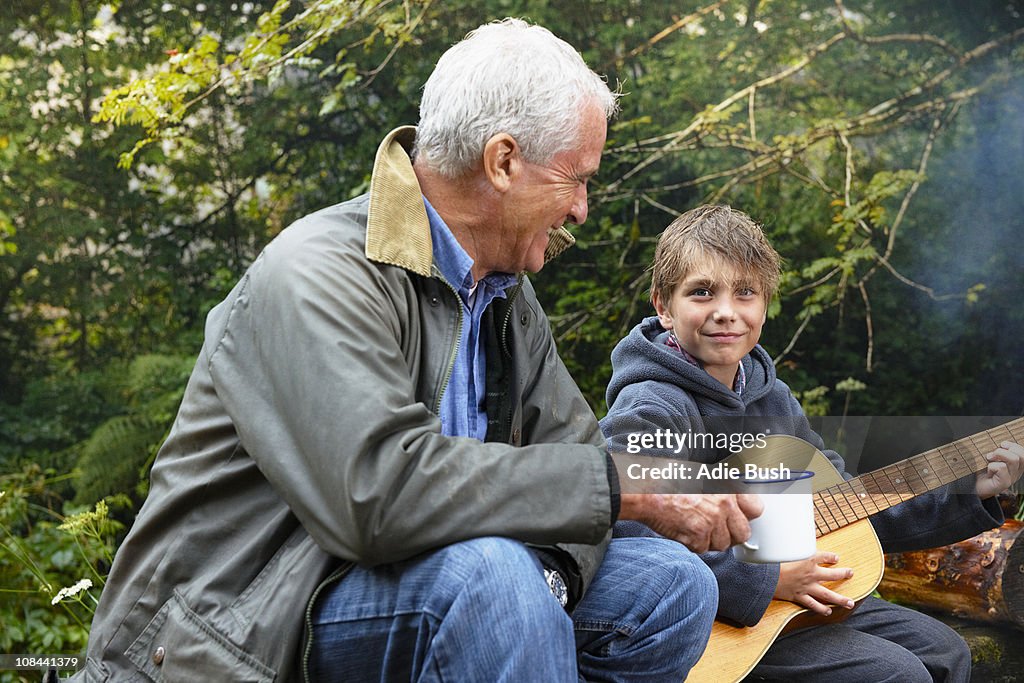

{"left": 813, "top": 417, "right": 1024, "bottom": 537}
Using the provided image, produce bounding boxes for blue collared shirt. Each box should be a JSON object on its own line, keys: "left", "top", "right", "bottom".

{"left": 425, "top": 197, "right": 518, "bottom": 440}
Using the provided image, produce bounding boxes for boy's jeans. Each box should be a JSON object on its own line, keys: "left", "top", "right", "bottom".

{"left": 309, "top": 536, "right": 716, "bottom": 682}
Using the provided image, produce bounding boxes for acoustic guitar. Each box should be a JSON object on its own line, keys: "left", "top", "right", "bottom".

{"left": 686, "top": 417, "right": 1024, "bottom": 683}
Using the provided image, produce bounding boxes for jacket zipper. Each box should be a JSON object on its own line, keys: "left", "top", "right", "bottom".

{"left": 499, "top": 276, "right": 525, "bottom": 358}
{"left": 500, "top": 277, "right": 525, "bottom": 440}
{"left": 302, "top": 562, "right": 355, "bottom": 683}
{"left": 432, "top": 268, "right": 464, "bottom": 414}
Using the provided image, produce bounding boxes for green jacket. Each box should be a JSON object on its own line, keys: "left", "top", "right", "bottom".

{"left": 75, "top": 127, "right": 613, "bottom": 682}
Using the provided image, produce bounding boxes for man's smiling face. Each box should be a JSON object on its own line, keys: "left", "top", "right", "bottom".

{"left": 496, "top": 102, "right": 606, "bottom": 274}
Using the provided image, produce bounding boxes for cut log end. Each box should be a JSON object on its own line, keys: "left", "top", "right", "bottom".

{"left": 880, "top": 519, "right": 1024, "bottom": 630}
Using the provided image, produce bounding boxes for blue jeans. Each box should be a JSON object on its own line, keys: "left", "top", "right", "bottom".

{"left": 748, "top": 596, "right": 971, "bottom": 682}
{"left": 308, "top": 536, "right": 717, "bottom": 682}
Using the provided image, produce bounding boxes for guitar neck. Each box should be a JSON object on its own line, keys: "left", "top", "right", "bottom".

{"left": 813, "top": 417, "right": 1024, "bottom": 537}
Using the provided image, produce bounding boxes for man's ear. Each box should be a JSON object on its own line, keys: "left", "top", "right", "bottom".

{"left": 482, "top": 133, "right": 520, "bottom": 193}
{"left": 652, "top": 290, "right": 674, "bottom": 330}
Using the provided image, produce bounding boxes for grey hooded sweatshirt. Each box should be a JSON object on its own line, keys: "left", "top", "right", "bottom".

{"left": 600, "top": 316, "right": 1003, "bottom": 626}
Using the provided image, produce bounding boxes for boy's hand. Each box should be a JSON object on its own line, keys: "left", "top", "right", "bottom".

{"left": 619, "top": 493, "right": 763, "bottom": 553}
{"left": 975, "top": 440, "right": 1024, "bottom": 500}
{"left": 773, "top": 551, "right": 855, "bottom": 616}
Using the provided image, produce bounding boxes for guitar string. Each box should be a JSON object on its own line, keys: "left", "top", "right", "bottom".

{"left": 802, "top": 418, "right": 1022, "bottom": 536}
{"left": 846, "top": 478, "right": 873, "bottom": 518}
{"left": 817, "top": 431, "right": 962, "bottom": 531}
{"left": 876, "top": 465, "right": 912, "bottom": 507}
{"left": 836, "top": 479, "right": 870, "bottom": 522}
{"left": 815, "top": 485, "right": 846, "bottom": 533}
{"left": 868, "top": 468, "right": 903, "bottom": 510}
{"left": 824, "top": 489, "right": 853, "bottom": 527}
{"left": 914, "top": 449, "right": 942, "bottom": 492}
{"left": 812, "top": 490, "right": 836, "bottom": 533}
{"left": 966, "top": 430, "right": 997, "bottom": 470}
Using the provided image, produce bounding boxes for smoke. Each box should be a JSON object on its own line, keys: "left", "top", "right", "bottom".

{"left": 878, "top": 75, "right": 1024, "bottom": 415}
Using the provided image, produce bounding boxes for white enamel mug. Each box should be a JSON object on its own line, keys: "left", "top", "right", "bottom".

{"left": 732, "top": 469, "right": 816, "bottom": 564}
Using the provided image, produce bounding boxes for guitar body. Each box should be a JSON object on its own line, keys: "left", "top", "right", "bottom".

{"left": 687, "top": 437, "right": 886, "bottom": 683}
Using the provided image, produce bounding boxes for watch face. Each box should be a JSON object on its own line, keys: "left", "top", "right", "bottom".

{"left": 545, "top": 569, "right": 569, "bottom": 608}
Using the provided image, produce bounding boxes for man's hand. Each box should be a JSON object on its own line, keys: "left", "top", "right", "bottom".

{"left": 975, "top": 440, "right": 1024, "bottom": 500}
{"left": 619, "top": 493, "right": 763, "bottom": 554}
{"left": 774, "top": 551, "right": 855, "bottom": 616}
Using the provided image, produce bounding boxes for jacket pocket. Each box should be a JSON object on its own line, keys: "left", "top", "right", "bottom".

{"left": 125, "top": 591, "right": 276, "bottom": 682}
{"left": 228, "top": 523, "right": 308, "bottom": 630}
{"left": 63, "top": 656, "right": 107, "bottom": 682}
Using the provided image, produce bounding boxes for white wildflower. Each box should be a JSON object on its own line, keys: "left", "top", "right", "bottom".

{"left": 51, "top": 578, "right": 94, "bottom": 605}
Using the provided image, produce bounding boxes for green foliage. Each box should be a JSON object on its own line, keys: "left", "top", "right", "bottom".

{"left": 792, "top": 385, "right": 830, "bottom": 418}
{"left": 0, "top": 369, "right": 124, "bottom": 477}
{"left": 73, "top": 354, "right": 194, "bottom": 505}
{"left": 0, "top": 467, "right": 125, "bottom": 671}
{"left": 94, "top": 0, "right": 432, "bottom": 167}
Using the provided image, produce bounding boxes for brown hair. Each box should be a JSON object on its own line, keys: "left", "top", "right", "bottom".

{"left": 650, "top": 205, "right": 781, "bottom": 304}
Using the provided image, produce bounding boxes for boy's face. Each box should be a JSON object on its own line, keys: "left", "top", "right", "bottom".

{"left": 653, "top": 256, "right": 767, "bottom": 388}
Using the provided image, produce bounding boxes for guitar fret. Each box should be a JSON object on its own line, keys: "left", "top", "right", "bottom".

{"left": 821, "top": 490, "right": 847, "bottom": 528}
{"left": 864, "top": 470, "right": 902, "bottom": 510}
{"left": 932, "top": 444, "right": 963, "bottom": 483}
{"left": 1006, "top": 423, "right": 1024, "bottom": 444}
{"left": 894, "top": 464, "right": 918, "bottom": 499}
{"left": 876, "top": 464, "right": 914, "bottom": 502}
{"left": 972, "top": 431, "right": 996, "bottom": 456}
{"left": 824, "top": 489, "right": 854, "bottom": 526}
{"left": 813, "top": 501, "right": 832, "bottom": 534}
{"left": 813, "top": 493, "right": 842, "bottom": 533}
{"left": 897, "top": 460, "right": 929, "bottom": 495}
{"left": 911, "top": 453, "right": 943, "bottom": 490}
{"left": 946, "top": 440, "right": 976, "bottom": 480}
{"left": 964, "top": 436, "right": 988, "bottom": 470}
{"left": 813, "top": 509, "right": 829, "bottom": 538}
{"left": 813, "top": 509, "right": 831, "bottom": 537}
{"left": 848, "top": 478, "right": 880, "bottom": 516}
{"left": 831, "top": 482, "right": 866, "bottom": 523}
{"left": 966, "top": 432, "right": 997, "bottom": 470}
{"left": 839, "top": 480, "right": 871, "bottom": 520}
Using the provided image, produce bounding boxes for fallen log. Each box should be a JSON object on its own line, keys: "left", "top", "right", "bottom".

{"left": 936, "top": 616, "right": 1024, "bottom": 683}
{"left": 879, "top": 518, "right": 1024, "bottom": 630}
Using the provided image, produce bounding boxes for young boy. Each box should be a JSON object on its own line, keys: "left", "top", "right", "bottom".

{"left": 599, "top": 204, "right": 1024, "bottom": 682}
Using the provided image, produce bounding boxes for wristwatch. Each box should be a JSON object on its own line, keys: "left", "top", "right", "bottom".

{"left": 544, "top": 568, "right": 569, "bottom": 608}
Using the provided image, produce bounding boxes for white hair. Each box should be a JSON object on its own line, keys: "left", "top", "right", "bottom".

{"left": 414, "top": 18, "right": 619, "bottom": 178}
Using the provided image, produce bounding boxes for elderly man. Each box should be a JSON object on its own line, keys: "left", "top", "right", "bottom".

{"left": 75, "top": 19, "right": 760, "bottom": 682}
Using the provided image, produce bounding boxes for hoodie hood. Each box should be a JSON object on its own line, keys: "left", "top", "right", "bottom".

{"left": 605, "top": 316, "right": 776, "bottom": 415}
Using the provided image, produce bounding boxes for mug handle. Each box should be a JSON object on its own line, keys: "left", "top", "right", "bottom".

{"left": 742, "top": 540, "right": 759, "bottom": 551}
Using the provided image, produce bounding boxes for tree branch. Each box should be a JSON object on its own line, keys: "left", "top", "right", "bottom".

{"left": 604, "top": 0, "right": 732, "bottom": 69}
{"left": 858, "top": 281, "right": 874, "bottom": 372}
{"left": 833, "top": 0, "right": 960, "bottom": 58}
